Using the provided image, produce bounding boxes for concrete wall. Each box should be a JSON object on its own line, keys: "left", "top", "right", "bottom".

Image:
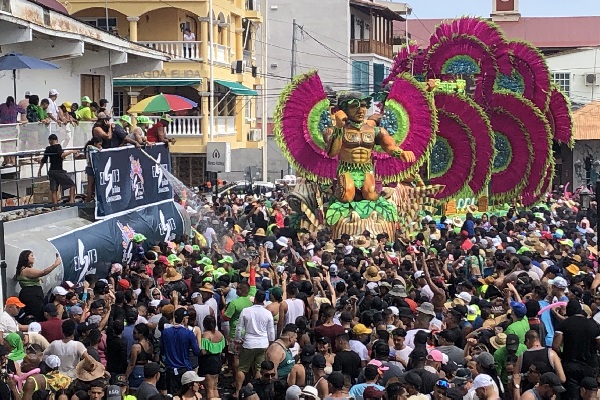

{"left": 267, "top": 136, "right": 289, "bottom": 182}
{"left": 547, "top": 49, "right": 600, "bottom": 105}
{"left": 256, "top": 0, "right": 351, "bottom": 120}
{"left": 216, "top": 147, "right": 263, "bottom": 182}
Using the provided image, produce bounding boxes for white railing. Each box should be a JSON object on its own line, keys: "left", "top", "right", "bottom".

{"left": 214, "top": 116, "right": 236, "bottom": 135}
{"left": 146, "top": 116, "right": 202, "bottom": 136}
{"left": 0, "top": 121, "right": 92, "bottom": 153}
{"left": 210, "top": 44, "right": 230, "bottom": 64}
{"left": 138, "top": 41, "right": 202, "bottom": 61}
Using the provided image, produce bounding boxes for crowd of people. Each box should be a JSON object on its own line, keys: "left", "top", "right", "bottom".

{"left": 1, "top": 186, "right": 600, "bottom": 400}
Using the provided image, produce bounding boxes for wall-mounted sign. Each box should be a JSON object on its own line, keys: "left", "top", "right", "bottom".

{"left": 206, "top": 142, "right": 231, "bottom": 173}
{"left": 123, "top": 70, "right": 202, "bottom": 79}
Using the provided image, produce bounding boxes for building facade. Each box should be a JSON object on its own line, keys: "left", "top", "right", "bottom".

{"left": 261, "top": 0, "right": 404, "bottom": 181}
{"left": 62, "top": 0, "right": 265, "bottom": 186}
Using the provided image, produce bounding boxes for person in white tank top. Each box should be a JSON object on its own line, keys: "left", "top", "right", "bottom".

{"left": 278, "top": 282, "right": 305, "bottom": 334}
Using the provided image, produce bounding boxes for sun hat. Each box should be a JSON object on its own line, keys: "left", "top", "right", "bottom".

{"left": 75, "top": 357, "right": 105, "bottom": 381}
{"left": 162, "top": 266, "right": 182, "bottom": 282}
{"left": 120, "top": 115, "right": 132, "bottom": 125}
{"left": 490, "top": 333, "right": 507, "bottom": 349}
{"left": 199, "top": 283, "right": 215, "bottom": 294}
{"left": 167, "top": 254, "right": 181, "bottom": 265}
{"left": 161, "top": 113, "right": 173, "bottom": 123}
{"left": 416, "top": 302, "right": 436, "bottom": 316}
{"left": 137, "top": 115, "right": 151, "bottom": 124}
{"left": 363, "top": 265, "right": 382, "bottom": 282}
{"left": 566, "top": 264, "right": 580, "bottom": 275}
{"left": 300, "top": 386, "right": 319, "bottom": 399}
{"left": 181, "top": 370, "right": 205, "bottom": 385}
{"left": 255, "top": 228, "right": 266, "bottom": 237}
{"left": 389, "top": 285, "right": 408, "bottom": 297}
{"left": 197, "top": 256, "right": 213, "bottom": 266}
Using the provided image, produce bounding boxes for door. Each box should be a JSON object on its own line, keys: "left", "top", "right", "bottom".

{"left": 80, "top": 75, "right": 104, "bottom": 104}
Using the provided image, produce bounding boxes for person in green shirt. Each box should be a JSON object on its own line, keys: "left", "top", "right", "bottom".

{"left": 75, "top": 96, "right": 96, "bottom": 121}
{"left": 506, "top": 301, "right": 530, "bottom": 343}
{"left": 492, "top": 333, "right": 527, "bottom": 386}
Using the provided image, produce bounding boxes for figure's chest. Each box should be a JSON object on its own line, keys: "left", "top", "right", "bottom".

{"left": 343, "top": 126, "right": 376, "bottom": 146}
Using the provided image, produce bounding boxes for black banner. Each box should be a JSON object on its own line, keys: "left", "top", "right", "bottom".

{"left": 93, "top": 144, "right": 172, "bottom": 218}
{"left": 48, "top": 200, "right": 184, "bottom": 285}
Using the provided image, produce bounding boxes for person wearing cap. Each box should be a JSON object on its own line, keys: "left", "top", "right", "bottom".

{"left": 505, "top": 300, "right": 529, "bottom": 343}
{"left": 349, "top": 324, "right": 372, "bottom": 364}
{"left": 160, "top": 307, "right": 200, "bottom": 393}
{"left": 38, "top": 133, "right": 79, "bottom": 204}
{"left": 172, "top": 370, "right": 204, "bottom": 400}
{"left": 579, "top": 376, "right": 599, "bottom": 400}
{"left": 514, "top": 330, "right": 565, "bottom": 393}
{"left": 0, "top": 296, "right": 26, "bottom": 345}
{"left": 348, "top": 363, "right": 385, "bottom": 400}
{"left": 491, "top": 333, "right": 526, "bottom": 387}
{"left": 471, "top": 374, "right": 499, "bottom": 399}
{"left": 46, "top": 89, "right": 61, "bottom": 125}
{"left": 76, "top": 95, "right": 96, "bottom": 121}
{"left": 552, "top": 299, "right": 600, "bottom": 398}
{"left": 519, "top": 372, "right": 565, "bottom": 400}
{"left": 130, "top": 115, "right": 151, "bottom": 145}
{"left": 39, "top": 302, "right": 64, "bottom": 343}
{"left": 145, "top": 114, "right": 171, "bottom": 144}
{"left": 59, "top": 101, "right": 77, "bottom": 125}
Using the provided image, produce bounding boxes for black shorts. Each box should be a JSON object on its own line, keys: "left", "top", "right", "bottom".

{"left": 48, "top": 170, "right": 75, "bottom": 191}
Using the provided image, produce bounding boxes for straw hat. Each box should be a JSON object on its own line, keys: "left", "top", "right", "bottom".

{"left": 363, "top": 265, "right": 382, "bottom": 282}
{"left": 162, "top": 266, "right": 182, "bottom": 282}
{"left": 75, "top": 357, "right": 105, "bottom": 382}
{"left": 353, "top": 236, "right": 369, "bottom": 248}
{"left": 255, "top": 228, "right": 266, "bottom": 237}
{"left": 490, "top": 333, "right": 507, "bottom": 349}
{"left": 199, "top": 283, "right": 215, "bottom": 294}
{"left": 323, "top": 241, "right": 336, "bottom": 253}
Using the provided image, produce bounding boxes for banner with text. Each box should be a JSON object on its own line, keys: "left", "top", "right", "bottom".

{"left": 93, "top": 144, "right": 172, "bottom": 218}
{"left": 48, "top": 200, "right": 184, "bottom": 285}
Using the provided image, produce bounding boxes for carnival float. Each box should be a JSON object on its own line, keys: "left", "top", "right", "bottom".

{"left": 273, "top": 17, "right": 574, "bottom": 238}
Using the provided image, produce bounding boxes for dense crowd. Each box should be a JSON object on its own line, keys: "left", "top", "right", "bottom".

{"left": 1, "top": 188, "right": 600, "bottom": 400}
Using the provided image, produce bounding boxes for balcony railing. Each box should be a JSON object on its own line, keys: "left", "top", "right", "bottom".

{"left": 350, "top": 39, "right": 393, "bottom": 59}
{"left": 146, "top": 116, "right": 202, "bottom": 136}
{"left": 0, "top": 121, "right": 91, "bottom": 154}
{"left": 138, "top": 41, "right": 202, "bottom": 61}
{"left": 214, "top": 116, "right": 236, "bottom": 135}
{"left": 209, "top": 44, "right": 231, "bottom": 64}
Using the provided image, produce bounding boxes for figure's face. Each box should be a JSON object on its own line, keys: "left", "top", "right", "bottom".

{"left": 346, "top": 100, "right": 367, "bottom": 122}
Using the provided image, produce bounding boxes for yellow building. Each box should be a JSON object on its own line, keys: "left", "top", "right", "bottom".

{"left": 61, "top": 0, "right": 263, "bottom": 187}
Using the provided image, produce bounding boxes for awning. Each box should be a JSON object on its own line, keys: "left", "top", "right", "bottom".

{"left": 113, "top": 79, "right": 202, "bottom": 87}
{"left": 215, "top": 79, "right": 258, "bottom": 96}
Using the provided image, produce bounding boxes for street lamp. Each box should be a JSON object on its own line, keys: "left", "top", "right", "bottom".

{"left": 580, "top": 187, "right": 591, "bottom": 211}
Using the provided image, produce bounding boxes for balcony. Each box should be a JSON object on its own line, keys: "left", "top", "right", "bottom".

{"left": 245, "top": 0, "right": 261, "bottom": 20}
{"left": 0, "top": 122, "right": 91, "bottom": 155}
{"left": 138, "top": 41, "right": 202, "bottom": 62}
{"left": 350, "top": 39, "right": 393, "bottom": 59}
{"left": 208, "top": 44, "right": 231, "bottom": 65}
{"left": 243, "top": 50, "right": 254, "bottom": 71}
{"left": 146, "top": 116, "right": 202, "bottom": 136}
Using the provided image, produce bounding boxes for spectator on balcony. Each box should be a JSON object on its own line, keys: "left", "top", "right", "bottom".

{"left": 99, "top": 98, "right": 111, "bottom": 116}
{"left": 76, "top": 96, "right": 97, "bottom": 121}
{"left": 68, "top": 103, "right": 79, "bottom": 120}
{"left": 130, "top": 116, "right": 151, "bottom": 146}
{"left": 0, "top": 96, "right": 26, "bottom": 124}
{"left": 146, "top": 114, "right": 171, "bottom": 144}
{"left": 26, "top": 95, "right": 50, "bottom": 124}
{"left": 46, "top": 89, "right": 62, "bottom": 126}
{"left": 59, "top": 102, "right": 78, "bottom": 125}
{"left": 18, "top": 91, "right": 30, "bottom": 122}
{"left": 37, "top": 133, "right": 79, "bottom": 205}
{"left": 183, "top": 28, "right": 196, "bottom": 59}
{"left": 115, "top": 115, "right": 132, "bottom": 132}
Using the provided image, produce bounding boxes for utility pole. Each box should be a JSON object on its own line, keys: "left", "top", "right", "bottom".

{"left": 291, "top": 19, "right": 298, "bottom": 81}
{"left": 260, "top": 0, "right": 268, "bottom": 182}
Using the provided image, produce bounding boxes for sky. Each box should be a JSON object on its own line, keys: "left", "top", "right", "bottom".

{"left": 408, "top": 0, "right": 600, "bottom": 19}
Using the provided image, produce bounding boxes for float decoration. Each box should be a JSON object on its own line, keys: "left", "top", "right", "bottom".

{"left": 547, "top": 85, "right": 575, "bottom": 148}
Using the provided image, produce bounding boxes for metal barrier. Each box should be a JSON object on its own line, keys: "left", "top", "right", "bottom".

{"left": 0, "top": 121, "right": 92, "bottom": 154}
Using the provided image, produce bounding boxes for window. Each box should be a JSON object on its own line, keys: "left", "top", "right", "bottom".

{"left": 373, "top": 63, "right": 384, "bottom": 93}
{"left": 245, "top": 98, "right": 252, "bottom": 121}
{"left": 352, "top": 60, "right": 370, "bottom": 95}
{"left": 112, "top": 91, "right": 125, "bottom": 117}
{"left": 551, "top": 72, "right": 570, "bottom": 96}
{"left": 82, "top": 17, "right": 117, "bottom": 32}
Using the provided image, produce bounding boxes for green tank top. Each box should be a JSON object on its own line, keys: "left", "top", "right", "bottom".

{"left": 17, "top": 273, "right": 41, "bottom": 287}
{"left": 275, "top": 341, "right": 295, "bottom": 378}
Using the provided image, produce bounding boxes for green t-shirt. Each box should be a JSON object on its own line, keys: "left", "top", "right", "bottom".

{"left": 75, "top": 106, "right": 94, "bottom": 121}
{"left": 224, "top": 286, "right": 257, "bottom": 338}
{"left": 494, "top": 343, "right": 527, "bottom": 384}
{"left": 505, "top": 317, "right": 530, "bottom": 343}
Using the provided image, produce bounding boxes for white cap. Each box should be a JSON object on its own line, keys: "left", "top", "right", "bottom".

{"left": 414, "top": 270, "right": 425, "bottom": 279}
{"left": 191, "top": 292, "right": 201, "bottom": 300}
{"left": 456, "top": 291, "right": 472, "bottom": 303}
{"left": 149, "top": 299, "right": 161, "bottom": 307}
{"left": 28, "top": 322, "right": 42, "bottom": 333}
{"left": 301, "top": 386, "right": 319, "bottom": 399}
{"left": 52, "top": 286, "right": 68, "bottom": 296}
{"left": 472, "top": 374, "right": 494, "bottom": 390}
{"left": 24, "top": 91, "right": 31, "bottom": 96}
{"left": 45, "top": 355, "right": 61, "bottom": 369}
{"left": 388, "top": 306, "right": 399, "bottom": 316}
{"left": 48, "top": 89, "right": 59, "bottom": 96}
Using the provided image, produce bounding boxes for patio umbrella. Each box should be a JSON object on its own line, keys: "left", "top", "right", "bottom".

{"left": 127, "top": 93, "right": 198, "bottom": 114}
{"left": 0, "top": 52, "right": 59, "bottom": 98}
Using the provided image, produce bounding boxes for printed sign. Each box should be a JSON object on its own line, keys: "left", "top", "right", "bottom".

{"left": 206, "top": 142, "right": 231, "bottom": 173}
{"left": 93, "top": 144, "right": 173, "bottom": 218}
{"left": 48, "top": 200, "right": 184, "bottom": 285}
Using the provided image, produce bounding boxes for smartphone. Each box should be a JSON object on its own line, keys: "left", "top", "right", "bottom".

{"left": 56, "top": 253, "right": 59, "bottom": 258}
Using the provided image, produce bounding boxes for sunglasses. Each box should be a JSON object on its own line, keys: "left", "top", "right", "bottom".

{"left": 262, "top": 372, "right": 276, "bottom": 377}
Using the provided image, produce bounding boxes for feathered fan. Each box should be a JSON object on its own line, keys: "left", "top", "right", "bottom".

{"left": 546, "top": 86, "right": 574, "bottom": 148}
{"left": 383, "top": 43, "right": 419, "bottom": 86}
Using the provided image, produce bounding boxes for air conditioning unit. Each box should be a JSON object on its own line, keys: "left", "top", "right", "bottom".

{"left": 585, "top": 73, "right": 599, "bottom": 86}
{"left": 247, "top": 128, "right": 262, "bottom": 141}
{"left": 231, "top": 59, "right": 247, "bottom": 74}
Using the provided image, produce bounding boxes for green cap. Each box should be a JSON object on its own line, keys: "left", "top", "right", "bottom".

{"left": 219, "top": 255, "right": 234, "bottom": 264}
{"left": 213, "top": 267, "right": 228, "bottom": 280}
{"left": 517, "top": 246, "right": 532, "bottom": 254}
{"left": 203, "top": 265, "right": 215, "bottom": 274}
{"left": 81, "top": 96, "right": 92, "bottom": 103}
{"left": 133, "top": 233, "right": 147, "bottom": 243}
{"left": 137, "top": 115, "right": 151, "bottom": 124}
{"left": 167, "top": 254, "right": 180, "bottom": 264}
{"left": 161, "top": 114, "right": 173, "bottom": 123}
{"left": 192, "top": 244, "right": 200, "bottom": 251}
{"left": 120, "top": 115, "right": 132, "bottom": 125}
{"left": 306, "top": 261, "right": 318, "bottom": 268}
{"left": 197, "top": 256, "right": 213, "bottom": 266}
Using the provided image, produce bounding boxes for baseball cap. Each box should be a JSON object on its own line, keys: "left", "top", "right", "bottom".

{"left": 414, "top": 270, "right": 425, "bottom": 279}
{"left": 368, "top": 359, "right": 390, "bottom": 372}
{"left": 506, "top": 333, "right": 519, "bottom": 351}
{"left": 505, "top": 246, "right": 517, "bottom": 254}
{"left": 24, "top": 91, "right": 31, "bottom": 96}
{"left": 144, "top": 362, "right": 160, "bottom": 378}
{"left": 540, "top": 372, "right": 566, "bottom": 393}
{"left": 326, "top": 372, "right": 344, "bottom": 389}
{"left": 106, "top": 385, "right": 121, "bottom": 400}
{"left": 48, "top": 89, "right": 59, "bottom": 96}
{"left": 45, "top": 354, "right": 61, "bottom": 369}
{"left": 549, "top": 276, "right": 568, "bottom": 289}
{"left": 580, "top": 376, "right": 598, "bottom": 391}
{"left": 115, "top": 374, "right": 128, "bottom": 386}
{"left": 52, "top": 286, "right": 68, "bottom": 296}
{"left": 6, "top": 296, "right": 25, "bottom": 308}
{"left": 312, "top": 353, "right": 326, "bottom": 369}
{"left": 69, "top": 305, "right": 83, "bottom": 316}
{"left": 316, "top": 336, "right": 331, "bottom": 344}
{"left": 118, "top": 279, "right": 131, "bottom": 290}
{"left": 180, "top": 370, "right": 204, "bottom": 385}
{"left": 452, "top": 368, "right": 472, "bottom": 385}
{"left": 300, "top": 344, "right": 316, "bottom": 364}
{"left": 474, "top": 352, "right": 495, "bottom": 369}
{"left": 352, "top": 323, "right": 372, "bottom": 335}
{"left": 427, "top": 349, "right": 444, "bottom": 363}
{"left": 174, "top": 308, "right": 189, "bottom": 322}
{"left": 510, "top": 301, "right": 527, "bottom": 318}
{"left": 28, "top": 322, "right": 42, "bottom": 333}
{"left": 455, "top": 291, "right": 472, "bottom": 304}
{"left": 285, "top": 385, "right": 302, "bottom": 400}
{"left": 44, "top": 303, "right": 58, "bottom": 317}
{"left": 301, "top": 386, "right": 319, "bottom": 399}
{"left": 472, "top": 374, "right": 494, "bottom": 390}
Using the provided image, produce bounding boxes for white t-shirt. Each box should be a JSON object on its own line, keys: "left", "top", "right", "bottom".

{"left": 405, "top": 328, "right": 430, "bottom": 349}
{"left": 0, "top": 311, "right": 18, "bottom": 337}
{"left": 420, "top": 284, "right": 434, "bottom": 301}
{"left": 44, "top": 339, "right": 86, "bottom": 378}
{"left": 204, "top": 227, "right": 216, "bottom": 248}
{"left": 349, "top": 339, "right": 369, "bottom": 361}
{"left": 47, "top": 99, "right": 59, "bottom": 119}
{"left": 389, "top": 346, "right": 412, "bottom": 371}
{"left": 183, "top": 32, "right": 196, "bottom": 41}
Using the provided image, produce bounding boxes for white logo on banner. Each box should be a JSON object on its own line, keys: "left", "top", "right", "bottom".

{"left": 73, "top": 239, "right": 98, "bottom": 283}
{"left": 159, "top": 210, "right": 176, "bottom": 241}
{"left": 99, "top": 157, "right": 122, "bottom": 202}
{"left": 152, "top": 153, "right": 170, "bottom": 194}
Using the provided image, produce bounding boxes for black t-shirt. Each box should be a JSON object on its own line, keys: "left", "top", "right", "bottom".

{"left": 0, "top": 381, "right": 11, "bottom": 400}
{"left": 556, "top": 315, "right": 600, "bottom": 367}
{"left": 332, "top": 349, "right": 362, "bottom": 383}
{"left": 251, "top": 378, "right": 275, "bottom": 400}
{"left": 111, "top": 123, "right": 128, "bottom": 148}
{"left": 42, "top": 144, "right": 64, "bottom": 171}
